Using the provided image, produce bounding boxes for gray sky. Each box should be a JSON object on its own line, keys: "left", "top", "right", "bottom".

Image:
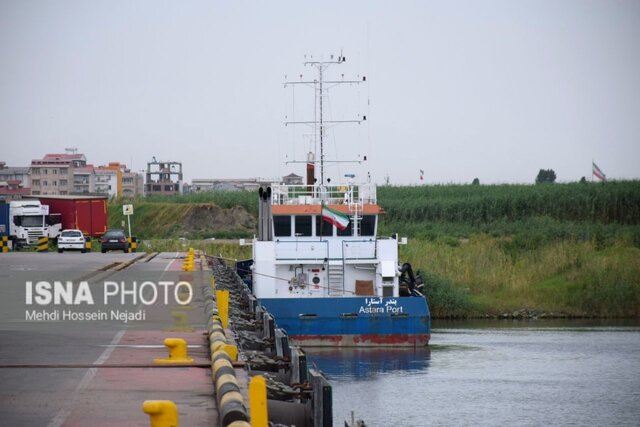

{"left": 1, "top": 0, "right": 639, "bottom": 185}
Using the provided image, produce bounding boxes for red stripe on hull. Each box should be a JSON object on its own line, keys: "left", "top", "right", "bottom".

{"left": 291, "top": 333, "right": 430, "bottom": 347}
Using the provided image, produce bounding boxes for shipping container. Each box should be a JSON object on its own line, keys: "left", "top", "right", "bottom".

{"left": 0, "top": 200, "right": 9, "bottom": 236}
{"left": 27, "top": 195, "right": 108, "bottom": 237}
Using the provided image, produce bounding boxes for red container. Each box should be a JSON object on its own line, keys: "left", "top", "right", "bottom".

{"left": 30, "top": 195, "right": 108, "bottom": 237}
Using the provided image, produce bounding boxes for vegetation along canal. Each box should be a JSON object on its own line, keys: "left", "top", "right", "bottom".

{"left": 306, "top": 320, "right": 640, "bottom": 426}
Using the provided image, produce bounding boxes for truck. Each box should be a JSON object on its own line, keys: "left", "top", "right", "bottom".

{"left": 28, "top": 195, "right": 108, "bottom": 238}
{"left": 8, "top": 200, "right": 62, "bottom": 248}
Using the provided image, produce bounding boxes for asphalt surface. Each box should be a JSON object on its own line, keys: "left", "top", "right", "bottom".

{"left": 0, "top": 252, "right": 218, "bottom": 427}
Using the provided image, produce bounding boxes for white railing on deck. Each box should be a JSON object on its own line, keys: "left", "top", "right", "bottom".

{"left": 271, "top": 183, "right": 377, "bottom": 205}
{"left": 274, "top": 240, "right": 329, "bottom": 261}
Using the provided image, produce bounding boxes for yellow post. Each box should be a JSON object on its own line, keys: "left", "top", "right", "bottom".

{"left": 37, "top": 236, "right": 48, "bottom": 252}
{"left": 216, "top": 289, "right": 230, "bottom": 329}
{"left": 249, "top": 375, "right": 268, "bottom": 427}
{"left": 154, "top": 338, "right": 193, "bottom": 364}
{"left": 222, "top": 343, "right": 238, "bottom": 361}
{"left": 143, "top": 400, "right": 179, "bottom": 427}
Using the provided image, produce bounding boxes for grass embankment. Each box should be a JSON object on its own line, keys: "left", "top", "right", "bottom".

{"left": 381, "top": 182, "right": 640, "bottom": 318}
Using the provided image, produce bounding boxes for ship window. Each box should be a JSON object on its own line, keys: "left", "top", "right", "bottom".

{"left": 336, "top": 220, "right": 352, "bottom": 236}
{"left": 315, "top": 215, "right": 334, "bottom": 237}
{"left": 361, "top": 215, "right": 376, "bottom": 236}
{"left": 273, "top": 216, "right": 291, "bottom": 237}
{"left": 294, "top": 215, "right": 312, "bottom": 236}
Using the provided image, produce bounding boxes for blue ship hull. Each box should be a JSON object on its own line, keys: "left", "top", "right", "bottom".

{"left": 258, "top": 296, "right": 431, "bottom": 347}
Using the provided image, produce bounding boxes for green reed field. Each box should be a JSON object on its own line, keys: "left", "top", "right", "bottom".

{"left": 380, "top": 181, "right": 640, "bottom": 317}
{"left": 110, "top": 181, "right": 640, "bottom": 317}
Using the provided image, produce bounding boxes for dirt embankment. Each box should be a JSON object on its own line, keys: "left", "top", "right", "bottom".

{"left": 182, "top": 204, "right": 255, "bottom": 236}
{"left": 110, "top": 202, "right": 257, "bottom": 239}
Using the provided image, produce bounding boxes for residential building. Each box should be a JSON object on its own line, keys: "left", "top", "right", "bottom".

{"left": 73, "top": 165, "right": 95, "bottom": 194}
{"left": 94, "top": 162, "right": 143, "bottom": 198}
{"left": 0, "top": 163, "right": 31, "bottom": 200}
{"left": 30, "top": 153, "right": 87, "bottom": 195}
{"left": 96, "top": 162, "right": 124, "bottom": 195}
{"left": 94, "top": 167, "right": 118, "bottom": 198}
{"left": 0, "top": 163, "right": 30, "bottom": 187}
{"left": 122, "top": 169, "right": 144, "bottom": 197}
{"left": 0, "top": 179, "right": 31, "bottom": 200}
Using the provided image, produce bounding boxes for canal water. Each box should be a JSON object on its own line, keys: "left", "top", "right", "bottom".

{"left": 305, "top": 320, "right": 640, "bottom": 426}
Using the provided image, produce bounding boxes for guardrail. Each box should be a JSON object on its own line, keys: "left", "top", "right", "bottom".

{"left": 271, "top": 183, "right": 377, "bottom": 205}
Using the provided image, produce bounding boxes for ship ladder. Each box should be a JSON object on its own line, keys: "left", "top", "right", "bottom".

{"left": 327, "top": 263, "right": 344, "bottom": 296}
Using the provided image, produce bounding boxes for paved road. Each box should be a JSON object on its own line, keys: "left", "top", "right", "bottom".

{"left": 0, "top": 252, "right": 217, "bottom": 427}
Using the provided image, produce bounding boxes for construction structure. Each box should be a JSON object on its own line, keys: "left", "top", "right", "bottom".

{"left": 145, "top": 159, "right": 183, "bottom": 196}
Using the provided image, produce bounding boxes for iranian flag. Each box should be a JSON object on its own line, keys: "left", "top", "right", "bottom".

{"left": 322, "top": 206, "right": 350, "bottom": 230}
{"left": 592, "top": 162, "right": 606, "bottom": 181}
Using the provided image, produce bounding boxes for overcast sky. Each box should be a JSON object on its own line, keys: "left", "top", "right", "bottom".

{"left": 1, "top": 0, "right": 639, "bottom": 185}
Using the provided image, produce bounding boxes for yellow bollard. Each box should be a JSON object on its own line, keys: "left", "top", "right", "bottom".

{"left": 154, "top": 338, "right": 193, "bottom": 364}
{"left": 37, "top": 236, "right": 49, "bottom": 252}
{"left": 0, "top": 236, "right": 9, "bottom": 253}
{"left": 221, "top": 343, "right": 238, "bottom": 361}
{"left": 143, "top": 400, "right": 179, "bottom": 427}
{"left": 249, "top": 375, "right": 268, "bottom": 427}
{"left": 216, "top": 289, "right": 230, "bottom": 329}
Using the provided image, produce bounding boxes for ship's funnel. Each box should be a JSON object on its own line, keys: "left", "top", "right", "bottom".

{"left": 306, "top": 152, "right": 315, "bottom": 190}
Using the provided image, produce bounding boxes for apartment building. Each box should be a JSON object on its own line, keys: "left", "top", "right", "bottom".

{"left": 0, "top": 163, "right": 31, "bottom": 200}
{"left": 30, "top": 153, "right": 86, "bottom": 195}
{"left": 94, "top": 167, "right": 117, "bottom": 197}
{"left": 96, "top": 162, "right": 143, "bottom": 197}
{"left": 122, "top": 169, "right": 144, "bottom": 197}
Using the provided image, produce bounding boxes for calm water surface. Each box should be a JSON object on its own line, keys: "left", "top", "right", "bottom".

{"left": 305, "top": 320, "right": 640, "bottom": 426}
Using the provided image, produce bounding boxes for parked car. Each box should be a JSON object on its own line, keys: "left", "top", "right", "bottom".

{"left": 100, "top": 229, "right": 129, "bottom": 253}
{"left": 57, "top": 229, "right": 87, "bottom": 253}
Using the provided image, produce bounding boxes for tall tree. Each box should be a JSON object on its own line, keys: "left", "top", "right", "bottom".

{"left": 535, "top": 169, "right": 556, "bottom": 184}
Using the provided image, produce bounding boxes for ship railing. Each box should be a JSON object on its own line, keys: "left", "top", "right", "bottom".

{"left": 274, "top": 240, "right": 330, "bottom": 261}
{"left": 271, "top": 183, "right": 377, "bottom": 205}
{"left": 273, "top": 239, "right": 378, "bottom": 261}
{"left": 342, "top": 239, "right": 377, "bottom": 261}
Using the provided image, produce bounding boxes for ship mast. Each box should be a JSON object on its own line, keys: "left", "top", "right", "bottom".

{"left": 284, "top": 53, "right": 366, "bottom": 200}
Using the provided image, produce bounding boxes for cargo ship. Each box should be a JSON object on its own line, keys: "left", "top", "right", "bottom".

{"left": 244, "top": 55, "right": 430, "bottom": 347}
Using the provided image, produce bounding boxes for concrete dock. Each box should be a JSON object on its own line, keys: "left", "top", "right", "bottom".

{"left": 0, "top": 251, "right": 327, "bottom": 426}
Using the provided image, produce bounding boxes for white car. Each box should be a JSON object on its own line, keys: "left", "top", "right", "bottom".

{"left": 57, "top": 229, "right": 87, "bottom": 253}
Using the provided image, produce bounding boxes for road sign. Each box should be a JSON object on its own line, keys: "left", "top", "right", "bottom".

{"left": 122, "top": 204, "right": 133, "bottom": 238}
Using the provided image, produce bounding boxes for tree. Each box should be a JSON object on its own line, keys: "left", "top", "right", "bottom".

{"left": 580, "top": 176, "right": 587, "bottom": 183}
{"left": 535, "top": 169, "right": 556, "bottom": 184}
{"left": 472, "top": 177, "right": 480, "bottom": 185}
